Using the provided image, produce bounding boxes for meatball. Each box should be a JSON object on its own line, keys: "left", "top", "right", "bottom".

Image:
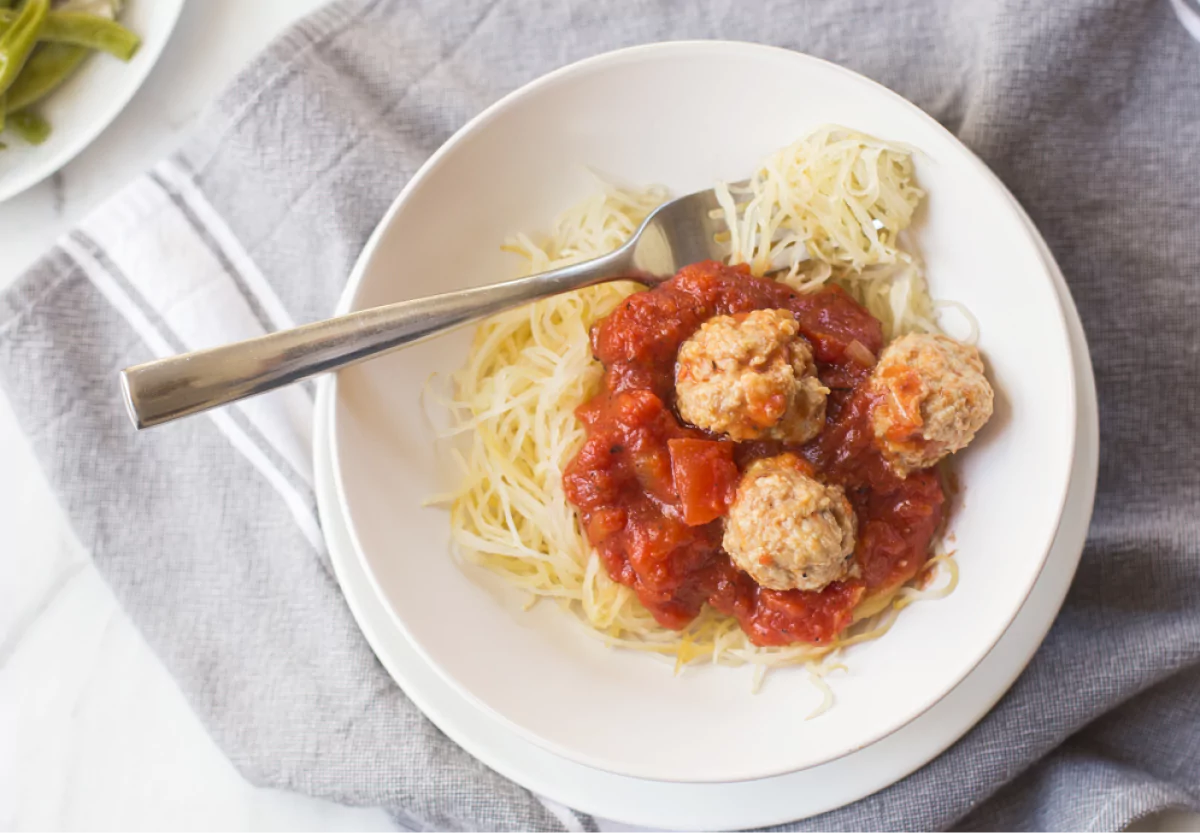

{"left": 675, "top": 309, "right": 828, "bottom": 443}
{"left": 869, "top": 333, "right": 994, "bottom": 477}
{"left": 722, "top": 454, "right": 857, "bottom": 592}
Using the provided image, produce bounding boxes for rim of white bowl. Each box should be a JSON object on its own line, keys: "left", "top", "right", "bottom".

{"left": 330, "top": 40, "right": 1078, "bottom": 783}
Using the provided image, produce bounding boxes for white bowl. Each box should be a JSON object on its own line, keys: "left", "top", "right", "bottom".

{"left": 0, "top": 0, "right": 185, "bottom": 203}
{"left": 331, "top": 41, "right": 1076, "bottom": 784}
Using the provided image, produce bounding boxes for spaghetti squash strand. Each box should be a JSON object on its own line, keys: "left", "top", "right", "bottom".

{"left": 443, "top": 137, "right": 962, "bottom": 696}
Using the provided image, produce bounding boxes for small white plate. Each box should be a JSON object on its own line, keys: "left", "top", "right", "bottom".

{"left": 0, "top": 0, "right": 184, "bottom": 203}
{"left": 330, "top": 41, "right": 1077, "bottom": 783}
{"left": 314, "top": 190, "right": 1098, "bottom": 827}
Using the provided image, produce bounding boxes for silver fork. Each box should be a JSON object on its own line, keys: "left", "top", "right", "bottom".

{"left": 120, "top": 184, "right": 737, "bottom": 429}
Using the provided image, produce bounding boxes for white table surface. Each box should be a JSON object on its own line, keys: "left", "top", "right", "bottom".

{"left": 0, "top": 3, "right": 1196, "bottom": 831}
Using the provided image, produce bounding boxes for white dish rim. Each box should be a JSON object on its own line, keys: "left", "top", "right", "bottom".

{"left": 314, "top": 184, "right": 1097, "bottom": 824}
{"left": 328, "top": 40, "right": 1079, "bottom": 783}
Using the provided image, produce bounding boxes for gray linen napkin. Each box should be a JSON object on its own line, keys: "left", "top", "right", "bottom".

{"left": 3, "top": 0, "right": 1199, "bottom": 829}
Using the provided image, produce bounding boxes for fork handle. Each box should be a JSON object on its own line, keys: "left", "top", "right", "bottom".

{"left": 120, "top": 247, "right": 632, "bottom": 429}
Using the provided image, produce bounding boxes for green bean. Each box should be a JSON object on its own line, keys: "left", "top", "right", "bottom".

{"left": 5, "top": 42, "right": 87, "bottom": 112}
{"left": 47, "top": 11, "right": 139, "bottom": 60}
{"left": 9, "top": 109, "right": 50, "bottom": 144}
{"left": 0, "top": 0, "right": 48, "bottom": 96}
{"left": 0, "top": 10, "right": 141, "bottom": 61}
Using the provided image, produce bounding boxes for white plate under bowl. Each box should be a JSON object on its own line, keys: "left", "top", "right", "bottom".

{"left": 315, "top": 192, "right": 1099, "bottom": 827}
{"left": 330, "top": 41, "right": 1077, "bottom": 783}
{"left": 0, "top": 0, "right": 185, "bottom": 203}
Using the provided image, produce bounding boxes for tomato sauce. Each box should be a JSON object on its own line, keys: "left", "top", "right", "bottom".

{"left": 562, "top": 261, "right": 945, "bottom": 646}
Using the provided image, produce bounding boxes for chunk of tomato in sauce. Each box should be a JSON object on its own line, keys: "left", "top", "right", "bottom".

{"left": 667, "top": 438, "right": 740, "bottom": 526}
{"left": 739, "top": 581, "right": 866, "bottom": 647}
{"left": 852, "top": 468, "right": 945, "bottom": 591}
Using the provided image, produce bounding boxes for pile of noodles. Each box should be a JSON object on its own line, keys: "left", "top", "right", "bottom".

{"left": 432, "top": 128, "right": 963, "bottom": 709}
